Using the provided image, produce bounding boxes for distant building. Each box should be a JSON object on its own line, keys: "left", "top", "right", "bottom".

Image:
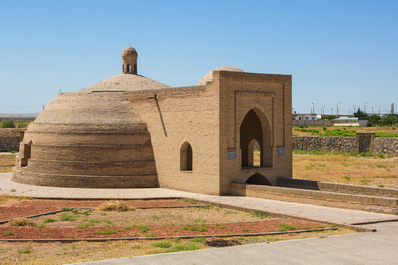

{"left": 292, "top": 113, "right": 321, "bottom": 121}
{"left": 332, "top": 117, "right": 368, "bottom": 127}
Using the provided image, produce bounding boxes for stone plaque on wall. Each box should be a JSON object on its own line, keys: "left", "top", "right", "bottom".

{"left": 277, "top": 148, "right": 285, "bottom": 156}
{"left": 228, "top": 151, "right": 237, "bottom": 159}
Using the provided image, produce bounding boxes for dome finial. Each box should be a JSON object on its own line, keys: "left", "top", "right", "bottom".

{"left": 122, "top": 46, "right": 138, "bottom": 74}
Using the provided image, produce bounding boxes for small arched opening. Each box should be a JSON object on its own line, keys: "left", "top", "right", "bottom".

{"left": 245, "top": 173, "right": 272, "bottom": 186}
{"left": 127, "top": 64, "right": 132, "bottom": 73}
{"left": 248, "top": 139, "right": 261, "bottom": 167}
{"left": 240, "top": 109, "right": 272, "bottom": 168}
{"left": 180, "top": 142, "right": 193, "bottom": 171}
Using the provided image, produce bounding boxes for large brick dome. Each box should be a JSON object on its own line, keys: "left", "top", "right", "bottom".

{"left": 12, "top": 46, "right": 171, "bottom": 188}
{"left": 12, "top": 91, "right": 160, "bottom": 188}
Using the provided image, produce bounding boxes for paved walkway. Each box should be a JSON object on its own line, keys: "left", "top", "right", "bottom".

{"left": 1, "top": 173, "right": 397, "bottom": 225}
{"left": 77, "top": 222, "right": 398, "bottom": 265}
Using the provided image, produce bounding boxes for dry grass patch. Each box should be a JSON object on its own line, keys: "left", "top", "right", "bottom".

{"left": 293, "top": 153, "right": 398, "bottom": 188}
{"left": 0, "top": 154, "right": 16, "bottom": 173}
{"left": 293, "top": 126, "right": 398, "bottom": 137}
{"left": 0, "top": 227, "right": 356, "bottom": 264}
{"left": 97, "top": 200, "right": 135, "bottom": 212}
{"left": 8, "top": 218, "right": 36, "bottom": 227}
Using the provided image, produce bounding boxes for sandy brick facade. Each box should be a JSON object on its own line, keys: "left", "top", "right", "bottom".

{"left": 125, "top": 70, "right": 292, "bottom": 195}
{"left": 12, "top": 46, "right": 292, "bottom": 194}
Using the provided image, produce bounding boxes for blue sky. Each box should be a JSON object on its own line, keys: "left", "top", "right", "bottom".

{"left": 0, "top": 0, "right": 397, "bottom": 114}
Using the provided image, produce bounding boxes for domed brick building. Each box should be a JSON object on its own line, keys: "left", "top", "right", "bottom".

{"left": 12, "top": 46, "right": 292, "bottom": 195}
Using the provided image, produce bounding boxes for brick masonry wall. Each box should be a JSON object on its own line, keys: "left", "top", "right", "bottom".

{"left": 0, "top": 136, "right": 20, "bottom": 152}
{"left": 293, "top": 136, "right": 398, "bottom": 155}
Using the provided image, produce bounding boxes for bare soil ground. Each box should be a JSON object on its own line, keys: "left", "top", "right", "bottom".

{"left": 0, "top": 198, "right": 352, "bottom": 265}
{"left": 0, "top": 199, "right": 329, "bottom": 240}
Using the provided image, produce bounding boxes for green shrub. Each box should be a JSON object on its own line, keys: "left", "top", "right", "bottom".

{"left": 341, "top": 176, "right": 350, "bottom": 181}
{"left": 95, "top": 229, "right": 118, "bottom": 235}
{"left": 190, "top": 237, "right": 206, "bottom": 242}
{"left": 1, "top": 120, "right": 15, "bottom": 128}
{"left": 181, "top": 224, "right": 208, "bottom": 232}
{"left": 77, "top": 223, "right": 94, "bottom": 228}
{"left": 43, "top": 218, "right": 57, "bottom": 223}
{"left": 250, "top": 212, "right": 267, "bottom": 219}
{"left": 375, "top": 132, "right": 398, "bottom": 138}
{"left": 18, "top": 248, "right": 31, "bottom": 254}
{"left": 153, "top": 242, "right": 172, "bottom": 248}
{"left": 60, "top": 213, "right": 77, "bottom": 221}
{"left": 279, "top": 224, "right": 299, "bottom": 231}
{"left": 4, "top": 231, "right": 14, "bottom": 236}
{"left": 139, "top": 225, "right": 150, "bottom": 233}
{"left": 163, "top": 243, "right": 200, "bottom": 253}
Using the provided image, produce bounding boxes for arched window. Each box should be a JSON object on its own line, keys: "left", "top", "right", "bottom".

{"left": 128, "top": 64, "right": 132, "bottom": 73}
{"left": 180, "top": 142, "right": 193, "bottom": 171}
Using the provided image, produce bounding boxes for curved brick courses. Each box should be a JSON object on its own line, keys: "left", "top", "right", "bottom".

{"left": 12, "top": 92, "right": 159, "bottom": 188}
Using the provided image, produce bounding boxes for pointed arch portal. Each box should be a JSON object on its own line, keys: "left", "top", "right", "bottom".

{"left": 240, "top": 109, "right": 272, "bottom": 168}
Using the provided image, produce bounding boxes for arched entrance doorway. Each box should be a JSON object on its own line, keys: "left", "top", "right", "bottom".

{"left": 245, "top": 173, "right": 272, "bottom": 185}
{"left": 240, "top": 109, "right": 272, "bottom": 168}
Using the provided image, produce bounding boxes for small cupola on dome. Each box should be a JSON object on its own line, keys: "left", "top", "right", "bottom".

{"left": 122, "top": 46, "right": 138, "bottom": 74}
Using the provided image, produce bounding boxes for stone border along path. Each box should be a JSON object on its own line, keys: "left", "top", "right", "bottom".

{"left": 1, "top": 172, "right": 397, "bottom": 226}
{"left": 76, "top": 222, "right": 398, "bottom": 265}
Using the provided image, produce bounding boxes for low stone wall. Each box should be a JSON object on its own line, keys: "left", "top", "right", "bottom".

{"left": 230, "top": 182, "right": 398, "bottom": 207}
{"left": 293, "top": 136, "right": 398, "bottom": 155}
{"left": 373, "top": 138, "right": 398, "bottom": 155}
{"left": 277, "top": 177, "right": 398, "bottom": 198}
{"left": 293, "top": 136, "right": 356, "bottom": 153}
{"left": 0, "top": 136, "right": 20, "bottom": 152}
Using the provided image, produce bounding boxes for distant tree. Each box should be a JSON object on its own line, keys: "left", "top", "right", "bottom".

{"left": 367, "top": 115, "right": 381, "bottom": 127}
{"left": 1, "top": 120, "right": 16, "bottom": 128}
{"left": 321, "top": 115, "right": 338, "bottom": 120}
{"left": 381, "top": 116, "right": 398, "bottom": 127}
{"left": 354, "top": 108, "right": 368, "bottom": 118}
